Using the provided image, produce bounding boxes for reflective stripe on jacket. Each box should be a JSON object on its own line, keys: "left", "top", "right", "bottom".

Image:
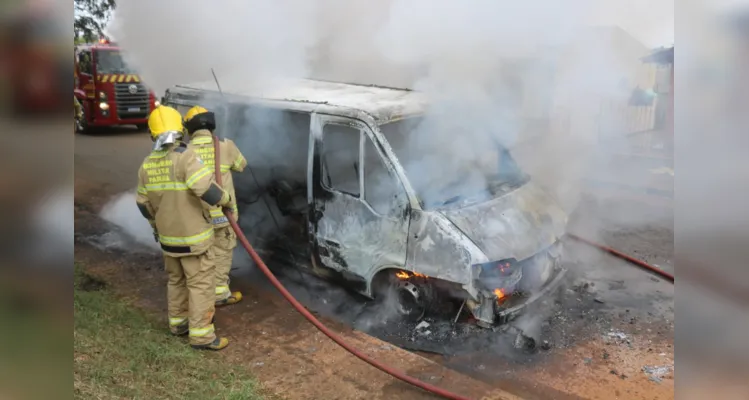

{"left": 187, "top": 130, "right": 247, "bottom": 228}
{"left": 135, "top": 143, "right": 231, "bottom": 257}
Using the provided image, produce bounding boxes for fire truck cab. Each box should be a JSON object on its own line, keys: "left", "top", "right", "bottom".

{"left": 74, "top": 38, "right": 158, "bottom": 133}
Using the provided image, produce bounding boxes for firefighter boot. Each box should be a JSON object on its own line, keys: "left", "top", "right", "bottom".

{"left": 171, "top": 321, "right": 189, "bottom": 336}
{"left": 215, "top": 291, "right": 243, "bottom": 307}
{"left": 191, "top": 337, "right": 230, "bottom": 351}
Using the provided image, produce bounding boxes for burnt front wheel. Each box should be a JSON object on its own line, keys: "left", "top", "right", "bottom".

{"left": 395, "top": 280, "right": 426, "bottom": 322}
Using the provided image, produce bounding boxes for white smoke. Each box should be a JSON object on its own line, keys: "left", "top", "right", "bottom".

{"left": 108, "top": 0, "right": 318, "bottom": 96}
{"left": 109, "top": 0, "right": 669, "bottom": 214}
{"left": 100, "top": 191, "right": 160, "bottom": 251}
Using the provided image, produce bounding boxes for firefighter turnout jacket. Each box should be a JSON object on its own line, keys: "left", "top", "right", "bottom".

{"left": 187, "top": 129, "right": 247, "bottom": 227}
{"left": 136, "top": 142, "right": 234, "bottom": 257}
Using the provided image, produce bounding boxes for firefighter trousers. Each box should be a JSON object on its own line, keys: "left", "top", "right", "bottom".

{"left": 213, "top": 226, "right": 237, "bottom": 301}
{"left": 164, "top": 249, "right": 217, "bottom": 346}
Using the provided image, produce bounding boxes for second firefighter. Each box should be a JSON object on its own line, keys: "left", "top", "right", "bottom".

{"left": 184, "top": 105, "right": 248, "bottom": 307}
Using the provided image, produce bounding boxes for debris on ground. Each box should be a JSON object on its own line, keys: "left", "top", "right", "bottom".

{"left": 513, "top": 331, "right": 536, "bottom": 351}
{"left": 606, "top": 330, "right": 632, "bottom": 346}
{"left": 413, "top": 321, "right": 433, "bottom": 336}
{"left": 642, "top": 364, "right": 673, "bottom": 383}
{"left": 415, "top": 321, "right": 430, "bottom": 331}
{"left": 607, "top": 331, "right": 628, "bottom": 340}
{"left": 573, "top": 281, "right": 594, "bottom": 294}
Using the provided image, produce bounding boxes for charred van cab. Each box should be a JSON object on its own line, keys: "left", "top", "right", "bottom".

{"left": 163, "top": 78, "right": 568, "bottom": 327}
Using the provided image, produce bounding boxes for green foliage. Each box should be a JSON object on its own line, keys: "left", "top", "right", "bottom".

{"left": 74, "top": 0, "right": 116, "bottom": 42}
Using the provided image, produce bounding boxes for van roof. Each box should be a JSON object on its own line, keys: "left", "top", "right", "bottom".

{"left": 172, "top": 78, "right": 429, "bottom": 124}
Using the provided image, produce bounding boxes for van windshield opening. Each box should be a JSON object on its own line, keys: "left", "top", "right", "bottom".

{"left": 95, "top": 49, "right": 136, "bottom": 75}
{"left": 379, "top": 117, "right": 529, "bottom": 210}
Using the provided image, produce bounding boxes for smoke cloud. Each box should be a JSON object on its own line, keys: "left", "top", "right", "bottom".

{"left": 99, "top": 191, "right": 160, "bottom": 251}
{"left": 110, "top": 0, "right": 668, "bottom": 214}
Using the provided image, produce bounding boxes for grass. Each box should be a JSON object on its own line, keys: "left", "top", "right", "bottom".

{"left": 0, "top": 276, "right": 71, "bottom": 399}
{"left": 74, "top": 264, "right": 265, "bottom": 400}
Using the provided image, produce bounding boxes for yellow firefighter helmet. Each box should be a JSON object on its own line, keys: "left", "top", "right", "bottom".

{"left": 148, "top": 105, "right": 184, "bottom": 138}
{"left": 184, "top": 105, "right": 209, "bottom": 122}
{"left": 183, "top": 105, "right": 216, "bottom": 134}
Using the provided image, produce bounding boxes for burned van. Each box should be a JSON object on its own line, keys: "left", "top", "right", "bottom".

{"left": 163, "top": 79, "right": 568, "bottom": 327}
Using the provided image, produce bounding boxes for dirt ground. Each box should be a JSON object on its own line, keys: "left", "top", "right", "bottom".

{"left": 74, "top": 128, "right": 674, "bottom": 400}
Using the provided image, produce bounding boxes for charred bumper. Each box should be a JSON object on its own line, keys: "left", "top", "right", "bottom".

{"left": 496, "top": 265, "right": 567, "bottom": 324}
{"left": 467, "top": 242, "right": 567, "bottom": 327}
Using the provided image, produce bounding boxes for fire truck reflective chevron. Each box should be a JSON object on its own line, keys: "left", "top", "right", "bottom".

{"left": 96, "top": 74, "right": 142, "bottom": 83}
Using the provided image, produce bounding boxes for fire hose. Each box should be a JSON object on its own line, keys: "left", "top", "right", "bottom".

{"left": 211, "top": 136, "right": 674, "bottom": 400}
{"left": 566, "top": 233, "right": 674, "bottom": 283}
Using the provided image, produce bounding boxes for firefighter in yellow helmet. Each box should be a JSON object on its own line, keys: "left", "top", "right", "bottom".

{"left": 135, "top": 105, "right": 235, "bottom": 351}
{"left": 184, "top": 105, "right": 248, "bottom": 307}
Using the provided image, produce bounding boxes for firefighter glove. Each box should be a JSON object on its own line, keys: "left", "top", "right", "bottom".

{"left": 222, "top": 194, "right": 236, "bottom": 217}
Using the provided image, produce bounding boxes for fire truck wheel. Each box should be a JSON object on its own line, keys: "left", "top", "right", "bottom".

{"left": 136, "top": 123, "right": 148, "bottom": 132}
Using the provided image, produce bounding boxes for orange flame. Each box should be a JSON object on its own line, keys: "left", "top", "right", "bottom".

{"left": 494, "top": 288, "right": 506, "bottom": 305}
{"left": 395, "top": 271, "right": 410, "bottom": 280}
{"left": 395, "top": 271, "right": 429, "bottom": 280}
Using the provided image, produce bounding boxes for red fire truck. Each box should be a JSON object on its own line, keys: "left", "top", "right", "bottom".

{"left": 74, "top": 38, "right": 158, "bottom": 133}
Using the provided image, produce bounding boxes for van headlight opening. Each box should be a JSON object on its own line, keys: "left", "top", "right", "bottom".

{"left": 99, "top": 102, "right": 109, "bottom": 110}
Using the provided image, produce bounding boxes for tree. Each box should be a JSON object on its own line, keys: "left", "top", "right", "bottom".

{"left": 74, "top": 0, "right": 116, "bottom": 42}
